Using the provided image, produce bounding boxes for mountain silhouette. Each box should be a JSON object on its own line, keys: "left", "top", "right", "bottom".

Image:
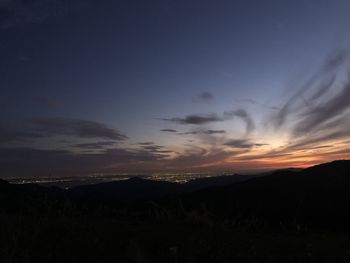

{"left": 1, "top": 160, "right": 350, "bottom": 230}
{"left": 69, "top": 173, "right": 255, "bottom": 201}
{"left": 71, "top": 177, "right": 179, "bottom": 201}
{"left": 1, "top": 160, "right": 350, "bottom": 262}
{"left": 170, "top": 160, "right": 350, "bottom": 230}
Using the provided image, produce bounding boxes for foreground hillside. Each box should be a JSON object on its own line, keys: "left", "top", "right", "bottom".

{"left": 1, "top": 160, "right": 350, "bottom": 262}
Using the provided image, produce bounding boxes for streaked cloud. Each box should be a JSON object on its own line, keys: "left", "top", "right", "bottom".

{"left": 178, "top": 129, "right": 226, "bottom": 135}
{"left": 203, "top": 130, "right": 226, "bottom": 135}
{"left": 273, "top": 50, "right": 348, "bottom": 128}
{"left": 224, "top": 139, "right": 267, "bottom": 149}
{"left": 161, "top": 109, "right": 254, "bottom": 134}
{"left": 31, "top": 117, "right": 128, "bottom": 141}
{"left": 0, "top": 128, "right": 42, "bottom": 143}
{"left": 0, "top": 118, "right": 127, "bottom": 144}
{"left": 165, "top": 146, "right": 238, "bottom": 169}
{"left": 137, "top": 142, "right": 155, "bottom": 146}
{"left": 160, "top": 129, "right": 178, "bottom": 133}
{"left": 73, "top": 141, "right": 116, "bottom": 150}
{"left": 293, "top": 82, "right": 350, "bottom": 135}
{"left": 160, "top": 113, "right": 223, "bottom": 125}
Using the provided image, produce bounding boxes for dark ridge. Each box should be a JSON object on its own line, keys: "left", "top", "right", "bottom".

{"left": 69, "top": 174, "right": 255, "bottom": 202}
{"left": 70, "top": 176, "right": 179, "bottom": 201}
{"left": 171, "top": 159, "right": 350, "bottom": 230}
{"left": 1, "top": 160, "right": 350, "bottom": 229}
{"left": 0, "top": 178, "right": 9, "bottom": 187}
{"left": 179, "top": 173, "right": 256, "bottom": 192}
{"left": 302, "top": 159, "right": 350, "bottom": 175}
{"left": 1, "top": 160, "right": 350, "bottom": 262}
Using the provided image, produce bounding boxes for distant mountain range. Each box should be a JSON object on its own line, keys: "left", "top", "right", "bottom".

{"left": 70, "top": 173, "right": 256, "bottom": 201}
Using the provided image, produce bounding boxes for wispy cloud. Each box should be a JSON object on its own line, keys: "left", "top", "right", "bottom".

{"left": 224, "top": 139, "right": 267, "bottom": 149}
{"left": 178, "top": 129, "right": 226, "bottom": 135}
{"left": 160, "top": 129, "right": 178, "bottom": 133}
{"left": 141, "top": 145, "right": 164, "bottom": 151}
{"left": 161, "top": 109, "right": 255, "bottom": 134}
{"left": 238, "top": 98, "right": 257, "bottom": 105}
{"left": 192, "top": 92, "right": 214, "bottom": 103}
{"left": 224, "top": 109, "right": 255, "bottom": 135}
{"left": 31, "top": 117, "right": 128, "bottom": 141}
{"left": 165, "top": 146, "right": 239, "bottom": 169}
{"left": 0, "top": 117, "right": 127, "bottom": 144}
{"left": 293, "top": 82, "right": 350, "bottom": 135}
{"left": 203, "top": 130, "right": 226, "bottom": 135}
{"left": 238, "top": 98, "right": 279, "bottom": 111}
{"left": 160, "top": 113, "right": 223, "bottom": 125}
{"left": 0, "top": 128, "right": 42, "bottom": 143}
{"left": 73, "top": 141, "right": 116, "bottom": 150}
{"left": 273, "top": 50, "right": 348, "bottom": 128}
{"left": 265, "top": 50, "right": 350, "bottom": 154}
{"left": 137, "top": 142, "right": 155, "bottom": 146}
{"left": 136, "top": 142, "right": 173, "bottom": 156}
{"left": 178, "top": 131, "right": 198, "bottom": 135}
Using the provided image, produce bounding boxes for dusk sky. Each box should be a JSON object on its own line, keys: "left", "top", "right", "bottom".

{"left": 2, "top": 0, "right": 350, "bottom": 177}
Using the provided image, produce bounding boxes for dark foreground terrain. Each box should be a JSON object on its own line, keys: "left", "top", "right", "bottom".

{"left": 1, "top": 160, "right": 350, "bottom": 262}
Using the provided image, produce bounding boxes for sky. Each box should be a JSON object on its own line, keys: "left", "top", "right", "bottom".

{"left": 2, "top": 0, "right": 350, "bottom": 178}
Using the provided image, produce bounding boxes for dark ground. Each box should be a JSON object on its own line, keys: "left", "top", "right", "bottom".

{"left": 1, "top": 160, "right": 350, "bottom": 262}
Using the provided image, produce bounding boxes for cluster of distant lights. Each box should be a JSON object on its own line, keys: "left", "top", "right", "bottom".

{"left": 7, "top": 174, "right": 135, "bottom": 187}
{"left": 6, "top": 171, "right": 230, "bottom": 188}
{"left": 147, "top": 172, "right": 219, "bottom": 183}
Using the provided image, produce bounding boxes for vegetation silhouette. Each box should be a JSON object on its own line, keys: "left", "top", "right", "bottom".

{"left": 1, "top": 160, "right": 350, "bottom": 262}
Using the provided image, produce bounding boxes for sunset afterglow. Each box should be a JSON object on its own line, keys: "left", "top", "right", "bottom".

{"left": 1, "top": 0, "right": 350, "bottom": 178}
